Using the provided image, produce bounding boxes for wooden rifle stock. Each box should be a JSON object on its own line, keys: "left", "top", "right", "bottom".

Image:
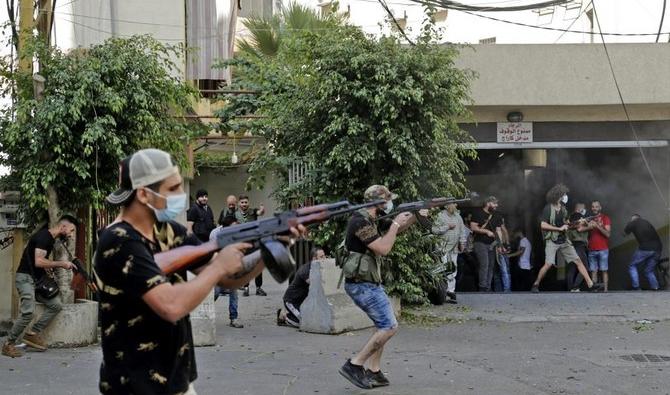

{"left": 154, "top": 199, "right": 384, "bottom": 276}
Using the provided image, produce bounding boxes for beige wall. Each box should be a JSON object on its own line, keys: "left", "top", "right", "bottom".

{"left": 455, "top": 43, "right": 670, "bottom": 112}
{"left": 0, "top": 242, "right": 13, "bottom": 322}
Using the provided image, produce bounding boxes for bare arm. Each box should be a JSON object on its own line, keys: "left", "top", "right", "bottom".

{"left": 501, "top": 224, "right": 510, "bottom": 244}
{"left": 34, "top": 248, "right": 73, "bottom": 269}
{"left": 192, "top": 250, "right": 266, "bottom": 289}
{"left": 471, "top": 222, "right": 494, "bottom": 238}
{"left": 186, "top": 221, "right": 194, "bottom": 234}
{"left": 142, "top": 243, "right": 247, "bottom": 324}
{"left": 366, "top": 222, "right": 401, "bottom": 256}
{"left": 541, "top": 221, "right": 567, "bottom": 232}
{"left": 506, "top": 247, "right": 525, "bottom": 258}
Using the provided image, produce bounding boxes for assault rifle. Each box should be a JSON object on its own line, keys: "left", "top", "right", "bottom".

{"left": 154, "top": 200, "right": 384, "bottom": 283}
{"left": 57, "top": 240, "right": 98, "bottom": 292}
{"left": 377, "top": 197, "right": 471, "bottom": 229}
{"left": 567, "top": 215, "right": 598, "bottom": 229}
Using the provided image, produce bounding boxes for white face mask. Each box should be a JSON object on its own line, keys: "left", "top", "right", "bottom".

{"left": 384, "top": 200, "right": 394, "bottom": 214}
{"left": 580, "top": 208, "right": 586, "bottom": 216}
{"left": 560, "top": 194, "right": 568, "bottom": 204}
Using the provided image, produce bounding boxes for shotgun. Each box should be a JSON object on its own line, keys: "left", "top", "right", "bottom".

{"left": 154, "top": 200, "right": 384, "bottom": 283}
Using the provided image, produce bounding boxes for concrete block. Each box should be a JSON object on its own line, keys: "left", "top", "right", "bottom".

{"left": 190, "top": 290, "right": 216, "bottom": 346}
{"left": 300, "top": 259, "right": 401, "bottom": 334}
{"left": 32, "top": 299, "right": 98, "bottom": 347}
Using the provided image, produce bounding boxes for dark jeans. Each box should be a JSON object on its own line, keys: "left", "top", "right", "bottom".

{"left": 567, "top": 241, "right": 587, "bottom": 290}
{"left": 629, "top": 249, "right": 660, "bottom": 290}
{"left": 474, "top": 241, "right": 495, "bottom": 292}
{"left": 492, "top": 253, "right": 511, "bottom": 292}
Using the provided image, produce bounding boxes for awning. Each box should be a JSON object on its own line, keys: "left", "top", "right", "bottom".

{"left": 471, "top": 140, "right": 669, "bottom": 149}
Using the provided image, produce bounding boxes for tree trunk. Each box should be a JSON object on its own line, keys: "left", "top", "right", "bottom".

{"left": 47, "top": 185, "right": 75, "bottom": 304}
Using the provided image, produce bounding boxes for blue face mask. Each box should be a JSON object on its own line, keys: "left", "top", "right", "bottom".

{"left": 145, "top": 189, "right": 187, "bottom": 222}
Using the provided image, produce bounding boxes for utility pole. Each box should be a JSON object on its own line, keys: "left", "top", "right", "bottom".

{"left": 17, "top": 0, "right": 35, "bottom": 96}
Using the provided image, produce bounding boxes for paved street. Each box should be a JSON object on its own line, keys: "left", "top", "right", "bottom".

{"left": 1, "top": 275, "right": 669, "bottom": 395}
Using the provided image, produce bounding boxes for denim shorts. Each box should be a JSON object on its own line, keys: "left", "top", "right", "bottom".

{"left": 588, "top": 249, "right": 609, "bottom": 271}
{"left": 344, "top": 282, "right": 397, "bottom": 330}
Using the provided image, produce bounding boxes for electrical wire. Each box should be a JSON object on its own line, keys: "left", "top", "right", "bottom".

{"left": 377, "top": 0, "right": 416, "bottom": 45}
{"left": 591, "top": 0, "right": 667, "bottom": 208}
{"left": 657, "top": 0, "right": 667, "bottom": 42}
{"left": 406, "top": 2, "right": 670, "bottom": 37}
{"left": 552, "top": 0, "right": 591, "bottom": 43}
{"left": 405, "top": 0, "right": 569, "bottom": 12}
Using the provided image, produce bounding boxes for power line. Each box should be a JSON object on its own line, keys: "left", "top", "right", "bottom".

{"left": 406, "top": 0, "right": 569, "bottom": 12}
{"left": 591, "top": 0, "right": 667, "bottom": 208}
{"left": 430, "top": 5, "right": 670, "bottom": 36}
{"left": 657, "top": 0, "right": 667, "bottom": 43}
{"left": 552, "top": 0, "right": 591, "bottom": 43}
{"left": 377, "top": 0, "right": 416, "bottom": 45}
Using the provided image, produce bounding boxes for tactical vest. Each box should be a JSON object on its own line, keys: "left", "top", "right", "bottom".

{"left": 341, "top": 209, "right": 383, "bottom": 284}
{"left": 543, "top": 206, "right": 567, "bottom": 242}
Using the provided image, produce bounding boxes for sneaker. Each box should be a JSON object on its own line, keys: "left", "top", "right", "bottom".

{"left": 531, "top": 285, "right": 539, "bottom": 293}
{"left": 446, "top": 291, "right": 457, "bottom": 304}
{"left": 256, "top": 287, "right": 267, "bottom": 296}
{"left": 23, "top": 332, "right": 47, "bottom": 351}
{"left": 243, "top": 287, "right": 250, "bottom": 297}
{"left": 365, "top": 369, "right": 390, "bottom": 387}
{"left": 586, "top": 282, "right": 604, "bottom": 292}
{"left": 1, "top": 341, "right": 23, "bottom": 358}
{"left": 229, "top": 319, "right": 244, "bottom": 328}
{"left": 570, "top": 288, "right": 581, "bottom": 293}
{"left": 339, "top": 359, "right": 372, "bottom": 389}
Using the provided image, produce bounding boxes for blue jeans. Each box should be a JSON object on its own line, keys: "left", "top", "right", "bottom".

{"left": 629, "top": 250, "right": 660, "bottom": 290}
{"left": 588, "top": 250, "right": 609, "bottom": 271}
{"left": 493, "top": 253, "right": 511, "bottom": 293}
{"left": 215, "top": 287, "right": 238, "bottom": 320}
{"left": 344, "top": 282, "right": 397, "bottom": 330}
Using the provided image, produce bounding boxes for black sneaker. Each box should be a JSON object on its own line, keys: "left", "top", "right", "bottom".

{"left": 446, "top": 291, "right": 457, "bottom": 304}
{"left": 339, "top": 359, "right": 372, "bottom": 389}
{"left": 531, "top": 285, "right": 539, "bottom": 293}
{"left": 243, "top": 286, "right": 250, "bottom": 297}
{"left": 586, "top": 282, "right": 604, "bottom": 292}
{"left": 256, "top": 287, "right": 267, "bottom": 296}
{"left": 365, "top": 369, "right": 390, "bottom": 387}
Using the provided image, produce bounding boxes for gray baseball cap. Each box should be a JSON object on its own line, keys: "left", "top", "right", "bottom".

{"left": 106, "top": 149, "right": 179, "bottom": 206}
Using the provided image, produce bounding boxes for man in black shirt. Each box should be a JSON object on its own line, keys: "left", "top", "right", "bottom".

{"left": 531, "top": 184, "right": 602, "bottom": 293}
{"left": 470, "top": 196, "right": 505, "bottom": 292}
{"left": 624, "top": 214, "right": 662, "bottom": 290}
{"left": 186, "top": 189, "right": 215, "bottom": 242}
{"left": 1, "top": 215, "right": 78, "bottom": 358}
{"left": 278, "top": 246, "right": 326, "bottom": 328}
{"left": 95, "top": 149, "right": 304, "bottom": 394}
{"left": 338, "top": 185, "right": 421, "bottom": 389}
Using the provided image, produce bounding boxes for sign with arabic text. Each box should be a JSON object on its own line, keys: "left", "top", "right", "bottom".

{"left": 497, "top": 122, "right": 533, "bottom": 143}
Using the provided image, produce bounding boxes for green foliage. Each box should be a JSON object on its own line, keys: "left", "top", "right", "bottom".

{"left": 0, "top": 35, "right": 202, "bottom": 225}
{"left": 221, "top": 16, "right": 475, "bottom": 304}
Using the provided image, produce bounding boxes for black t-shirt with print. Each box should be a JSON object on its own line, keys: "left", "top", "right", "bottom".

{"left": 471, "top": 209, "right": 503, "bottom": 244}
{"left": 17, "top": 227, "right": 55, "bottom": 279}
{"left": 94, "top": 220, "right": 205, "bottom": 395}
{"left": 345, "top": 210, "right": 391, "bottom": 254}
{"left": 283, "top": 262, "right": 311, "bottom": 307}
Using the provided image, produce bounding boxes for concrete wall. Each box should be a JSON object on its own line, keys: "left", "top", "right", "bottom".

{"left": 0, "top": 241, "right": 13, "bottom": 323}
{"left": 455, "top": 44, "right": 670, "bottom": 110}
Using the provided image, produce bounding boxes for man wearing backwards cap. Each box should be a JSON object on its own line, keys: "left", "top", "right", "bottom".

{"left": 95, "top": 149, "right": 304, "bottom": 394}
{"left": 338, "top": 185, "right": 427, "bottom": 389}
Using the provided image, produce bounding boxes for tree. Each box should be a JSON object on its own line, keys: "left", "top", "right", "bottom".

{"left": 220, "top": 15, "right": 475, "bottom": 303}
{"left": 0, "top": 35, "right": 201, "bottom": 226}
